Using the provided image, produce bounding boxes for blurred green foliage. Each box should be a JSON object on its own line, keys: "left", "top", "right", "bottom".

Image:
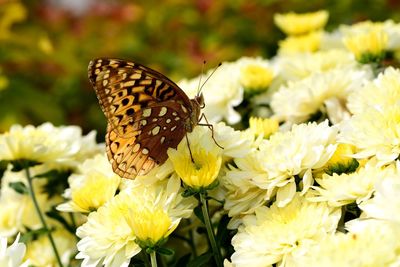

{"left": 1, "top": 0, "right": 400, "bottom": 140}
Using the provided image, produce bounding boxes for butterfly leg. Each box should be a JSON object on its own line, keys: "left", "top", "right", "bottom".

{"left": 198, "top": 113, "right": 224, "bottom": 149}
{"left": 185, "top": 134, "right": 196, "bottom": 163}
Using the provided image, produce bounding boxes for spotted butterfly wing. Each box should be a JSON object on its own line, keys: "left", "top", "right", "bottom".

{"left": 88, "top": 58, "right": 201, "bottom": 179}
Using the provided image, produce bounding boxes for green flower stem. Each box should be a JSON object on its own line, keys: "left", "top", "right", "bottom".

{"left": 199, "top": 192, "right": 223, "bottom": 267}
{"left": 24, "top": 167, "right": 63, "bottom": 267}
{"left": 150, "top": 251, "right": 157, "bottom": 267}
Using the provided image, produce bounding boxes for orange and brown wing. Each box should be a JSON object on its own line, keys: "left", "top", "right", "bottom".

{"left": 106, "top": 101, "right": 189, "bottom": 178}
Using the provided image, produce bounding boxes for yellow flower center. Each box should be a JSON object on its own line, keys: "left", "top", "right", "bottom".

{"left": 128, "top": 207, "right": 172, "bottom": 245}
{"left": 168, "top": 148, "right": 222, "bottom": 189}
{"left": 249, "top": 117, "right": 279, "bottom": 139}
{"left": 316, "top": 144, "right": 359, "bottom": 176}
{"left": 240, "top": 64, "right": 274, "bottom": 91}
{"left": 343, "top": 28, "right": 388, "bottom": 63}
{"left": 71, "top": 173, "right": 119, "bottom": 212}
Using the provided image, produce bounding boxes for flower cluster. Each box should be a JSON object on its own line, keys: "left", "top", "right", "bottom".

{"left": 2, "top": 9, "right": 400, "bottom": 267}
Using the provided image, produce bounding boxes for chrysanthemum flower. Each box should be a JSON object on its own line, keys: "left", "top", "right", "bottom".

{"left": 230, "top": 193, "right": 340, "bottom": 267}
{"left": 237, "top": 57, "right": 274, "bottom": 92}
{"left": 278, "top": 31, "right": 322, "bottom": 55}
{"left": 0, "top": 123, "right": 102, "bottom": 167}
{"left": 348, "top": 67, "right": 400, "bottom": 115}
{"left": 359, "top": 163, "right": 400, "bottom": 223}
{"left": 178, "top": 61, "right": 243, "bottom": 124}
{"left": 76, "top": 176, "right": 196, "bottom": 267}
{"left": 338, "top": 104, "right": 400, "bottom": 166}
{"left": 0, "top": 234, "right": 28, "bottom": 267}
{"left": 271, "top": 67, "right": 372, "bottom": 124}
{"left": 308, "top": 159, "right": 395, "bottom": 207}
{"left": 298, "top": 219, "right": 400, "bottom": 266}
{"left": 339, "top": 20, "right": 400, "bottom": 49}
{"left": 274, "top": 10, "right": 329, "bottom": 35}
{"left": 224, "top": 121, "right": 338, "bottom": 215}
{"left": 168, "top": 144, "right": 222, "bottom": 190}
{"left": 220, "top": 173, "right": 270, "bottom": 228}
{"left": 212, "top": 122, "right": 255, "bottom": 159}
{"left": 249, "top": 117, "right": 279, "bottom": 139}
{"left": 57, "top": 154, "right": 120, "bottom": 213}
{"left": 343, "top": 27, "right": 388, "bottom": 63}
{"left": 24, "top": 230, "right": 76, "bottom": 267}
{"left": 273, "top": 49, "right": 356, "bottom": 82}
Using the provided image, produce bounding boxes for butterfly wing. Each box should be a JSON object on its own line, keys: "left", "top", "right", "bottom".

{"left": 106, "top": 101, "right": 188, "bottom": 178}
{"left": 88, "top": 58, "right": 193, "bottom": 178}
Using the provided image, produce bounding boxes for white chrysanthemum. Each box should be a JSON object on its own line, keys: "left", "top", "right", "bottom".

{"left": 359, "top": 163, "right": 400, "bottom": 223}
{"left": 0, "top": 234, "right": 28, "bottom": 267}
{"left": 298, "top": 219, "right": 400, "bottom": 267}
{"left": 76, "top": 176, "right": 196, "bottom": 267}
{"left": 24, "top": 230, "right": 76, "bottom": 267}
{"left": 57, "top": 154, "right": 120, "bottom": 213}
{"left": 220, "top": 169, "right": 270, "bottom": 229}
{"left": 308, "top": 159, "right": 396, "bottom": 207}
{"left": 230, "top": 194, "right": 341, "bottom": 267}
{"left": 338, "top": 104, "right": 400, "bottom": 166}
{"left": 202, "top": 122, "right": 254, "bottom": 159}
{"left": 348, "top": 67, "right": 400, "bottom": 115}
{"left": 224, "top": 121, "right": 338, "bottom": 213}
{"left": 272, "top": 49, "right": 356, "bottom": 82}
{"left": 0, "top": 123, "right": 102, "bottom": 167}
{"left": 172, "top": 121, "right": 253, "bottom": 162}
{"left": 271, "top": 67, "right": 372, "bottom": 124}
{"left": 258, "top": 121, "right": 338, "bottom": 206}
{"left": 178, "top": 61, "right": 243, "bottom": 124}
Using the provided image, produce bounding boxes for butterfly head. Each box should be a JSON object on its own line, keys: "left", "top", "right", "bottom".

{"left": 194, "top": 93, "right": 205, "bottom": 109}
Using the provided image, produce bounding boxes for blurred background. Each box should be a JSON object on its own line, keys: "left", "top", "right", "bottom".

{"left": 1, "top": 0, "right": 400, "bottom": 139}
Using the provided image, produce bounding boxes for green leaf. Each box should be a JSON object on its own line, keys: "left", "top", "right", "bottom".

{"left": 9, "top": 181, "right": 29, "bottom": 194}
{"left": 157, "top": 247, "right": 174, "bottom": 256}
{"left": 187, "top": 252, "right": 213, "bottom": 267}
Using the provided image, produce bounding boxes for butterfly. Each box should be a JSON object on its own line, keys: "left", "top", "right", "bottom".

{"left": 88, "top": 58, "right": 207, "bottom": 179}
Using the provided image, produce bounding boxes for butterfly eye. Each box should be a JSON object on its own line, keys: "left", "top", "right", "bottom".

{"left": 197, "top": 94, "right": 205, "bottom": 108}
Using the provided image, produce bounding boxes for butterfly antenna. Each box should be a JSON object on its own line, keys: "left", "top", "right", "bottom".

{"left": 196, "top": 60, "right": 206, "bottom": 96}
{"left": 198, "top": 62, "right": 222, "bottom": 94}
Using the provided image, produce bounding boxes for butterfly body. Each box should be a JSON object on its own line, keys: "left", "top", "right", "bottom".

{"left": 88, "top": 58, "right": 203, "bottom": 179}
